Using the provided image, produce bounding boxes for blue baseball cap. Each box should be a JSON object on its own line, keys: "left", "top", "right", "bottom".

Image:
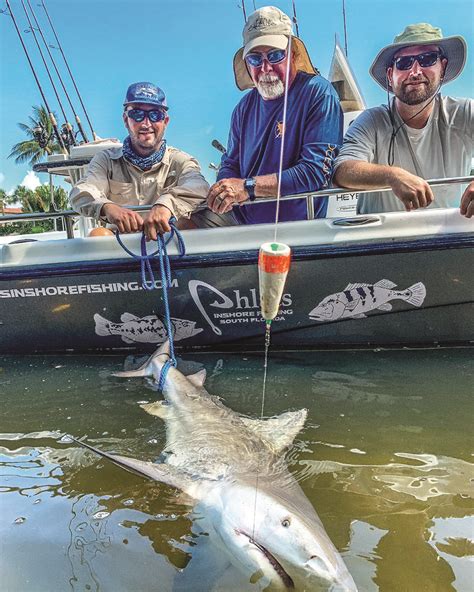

{"left": 123, "top": 82, "right": 168, "bottom": 110}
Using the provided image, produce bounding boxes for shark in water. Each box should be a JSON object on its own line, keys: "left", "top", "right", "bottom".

{"left": 76, "top": 344, "right": 357, "bottom": 591}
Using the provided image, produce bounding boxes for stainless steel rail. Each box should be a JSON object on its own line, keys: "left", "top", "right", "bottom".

{"left": 1, "top": 175, "right": 472, "bottom": 238}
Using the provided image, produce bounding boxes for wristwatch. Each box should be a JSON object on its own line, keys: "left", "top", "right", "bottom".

{"left": 244, "top": 177, "right": 257, "bottom": 201}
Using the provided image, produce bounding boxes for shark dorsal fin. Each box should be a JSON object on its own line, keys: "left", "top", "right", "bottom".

{"left": 186, "top": 369, "right": 207, "bottom": 388}
{"left": 241, "top": 409, "right": 308, "bottom": 454}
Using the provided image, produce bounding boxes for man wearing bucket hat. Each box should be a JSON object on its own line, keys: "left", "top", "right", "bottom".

{"left": 70, "top": 82, "right": 209, "bottom": 239}
{"left": 189, "top": 6, "right": 343, "bottom": 227}
{"left": 334, "top": 24, "right": 473, "bottom": 218}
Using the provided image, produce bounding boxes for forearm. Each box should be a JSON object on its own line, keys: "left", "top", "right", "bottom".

{"left": 254, "top": 174, "right": 278, "bottom": 197}
{"left": 334, "top": 160, "right": 401, "bottom": 190}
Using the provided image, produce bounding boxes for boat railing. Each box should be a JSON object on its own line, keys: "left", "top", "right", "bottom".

{"left": 1, "top": 175, "right": 472, "bottom": 239}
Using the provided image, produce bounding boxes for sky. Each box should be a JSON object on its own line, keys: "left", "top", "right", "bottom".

{"left": 0, "top": 0, "right": 472, "bottom": 193}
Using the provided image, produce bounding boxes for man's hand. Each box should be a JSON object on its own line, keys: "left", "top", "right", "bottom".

{"left": 460, "top": 181, "right": 474, "bottom": 219}
{"left": 388, "top": 168, "right": 434, "bottom": 211}
{"left": 101, "top": 203, "right": 144, "bottom": 233}
{"left": 207, "top": 178, "right": 248, "bottom": 214}
{"left": 143, "top": 204, "right": 173, "bottom": 240}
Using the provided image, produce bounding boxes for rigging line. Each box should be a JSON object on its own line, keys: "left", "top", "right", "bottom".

{"left": 342, "top": 0, "right": 348, "bottom": 56}
{"left": 239, "top": 0, "right": 247, "bottom": 22}
{"left": 20, "top": 0, "right": 76, "bottom": 146}
{"left": 273, "top": 34, "right": 293, "bottom": 243}
{"left": 26, "top": 0, "right": 88, "bottom": 143}
{"left": 40, "top": 0, "right": 97, "bottom": 140}
{"left": 4, "top": 0, "right": 67, "bottom": 153}
{"left": 292, "top": 1, "right": 299, "bottom": 37}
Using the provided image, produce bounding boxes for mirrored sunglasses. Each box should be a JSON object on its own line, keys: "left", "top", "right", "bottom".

{"left": 245, "top": 48, "right": 287, "bottom": 68}
{"left": 126, "top": 108, "right": 166, "bottom": 123}
{"left": 392, "top": 51, "right": 443, "bottom": 71}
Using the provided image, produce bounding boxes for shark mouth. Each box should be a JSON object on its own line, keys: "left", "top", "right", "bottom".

{"left": 238, "top": 530, "right": 295, "bottom": 589}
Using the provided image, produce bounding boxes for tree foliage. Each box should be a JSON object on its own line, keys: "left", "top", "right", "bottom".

{"left": 8, "top": 105, "right": 62, "bottom": 165}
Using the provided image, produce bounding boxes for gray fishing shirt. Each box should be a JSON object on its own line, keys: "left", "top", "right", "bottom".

{"left": 334, "top": 95, "right": 473, "bottom": 214}
{"left": 70, "top": 145, "right": 209, "bottom": 220}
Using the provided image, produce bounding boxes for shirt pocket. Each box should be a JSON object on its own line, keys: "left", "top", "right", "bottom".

{"left": 108, "top": 180, "right": 135, "bottom": 205}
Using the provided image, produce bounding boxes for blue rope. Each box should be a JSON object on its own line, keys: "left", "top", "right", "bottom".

{"left": 114, "top": 218, "right": 185, "bottom": 390}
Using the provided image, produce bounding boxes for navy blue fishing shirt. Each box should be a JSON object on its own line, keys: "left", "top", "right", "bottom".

{"left": 217, "top": 72, "right": 343, "bottom": 224}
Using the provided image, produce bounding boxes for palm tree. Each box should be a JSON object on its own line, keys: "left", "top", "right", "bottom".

{"left": 8, "top": 105, "right": 62, "bottom": 165}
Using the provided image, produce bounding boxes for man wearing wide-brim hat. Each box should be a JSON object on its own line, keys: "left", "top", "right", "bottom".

{"left": 189, "top": 5, "right": 343, "bottom": 227}
{"left": 334, "top": 23, "right": 473, "bottom": 218}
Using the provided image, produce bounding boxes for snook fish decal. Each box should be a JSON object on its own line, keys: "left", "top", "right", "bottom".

{"left": 309, "top": 279, "right": 426, "bottom": 322}
{"left": 94, "top": 313, "right": 202, "bottom": 344}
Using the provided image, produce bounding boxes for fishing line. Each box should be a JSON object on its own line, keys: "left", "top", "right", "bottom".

{"left": 4, "top": 0, "right": 67, "bottom": 153}
{"left": 273, "top": 34, "right": 293, "bottom": 243}
{"left": 251, "top": 33, "right": 294, "bottom": 541}
{"left": 40, "top": 0, "right": 97, "bottom": 140}
{"left": 26, "top": 0, "right": 89, "bottom": 143}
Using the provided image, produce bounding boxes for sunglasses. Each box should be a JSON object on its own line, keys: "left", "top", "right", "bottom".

{"left": 245, "top": 48, "right": 287, "bottom": 68}
{"left": 392, "top": 51, "right": 444, "bottom": 71}
{"left": 126, "top": 108, "right": 166, "bottom": 123}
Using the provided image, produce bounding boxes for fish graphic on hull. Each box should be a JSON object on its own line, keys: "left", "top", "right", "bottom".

{"left": 309, "top": 279, "right": 426, "bottom": 322}
{"left": 94, "top": 313, "right": 202, "bottom": 344}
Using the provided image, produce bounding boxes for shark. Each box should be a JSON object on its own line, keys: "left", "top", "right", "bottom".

{"left": 75, "top": 344, "right": 357, "bottom": 591}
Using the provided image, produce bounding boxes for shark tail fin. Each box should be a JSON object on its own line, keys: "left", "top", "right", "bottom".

{"left": 112, "top": 341, "right": 171, "bottom": 378}
{"left": 405, "top": 282, "right": 426, "bottom": 307}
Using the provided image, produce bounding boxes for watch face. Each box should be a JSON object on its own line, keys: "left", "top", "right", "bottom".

{"left": 245, "top": 178, "right": 256, "bottom": 189}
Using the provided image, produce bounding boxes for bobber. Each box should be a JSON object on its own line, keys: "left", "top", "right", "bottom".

{"left": 88, "top": 227, "right": 114, "bottom": 237}
{"left": 258, "top": 242, "right": 291, "bottom": 322}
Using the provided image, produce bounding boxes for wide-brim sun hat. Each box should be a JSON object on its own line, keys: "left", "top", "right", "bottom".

{"left": 233, "top": 5, "right": 317, "bottom": 91}
{"left": 370, "top": 23, "right": 467, "bottom": 92}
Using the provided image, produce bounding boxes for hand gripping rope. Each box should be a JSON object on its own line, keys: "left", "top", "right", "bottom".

{"left": 114, "top": 218, "right": 186, "bottom": 390}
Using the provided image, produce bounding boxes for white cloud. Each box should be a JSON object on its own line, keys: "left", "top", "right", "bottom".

{"left": 20, "top": 171, "right": 42, "bottom": 191}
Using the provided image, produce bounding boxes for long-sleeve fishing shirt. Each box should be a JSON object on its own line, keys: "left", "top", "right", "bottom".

{"left": 70, "top": 145, "right": 209, "bottom": 220}
{"left": 217, "top": 72, "right": 343, "bottom": 224}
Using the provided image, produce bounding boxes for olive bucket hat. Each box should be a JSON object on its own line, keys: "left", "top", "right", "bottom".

{"left": 370, "top": 23, "right": 467, "bottom": 91}
{"left": 233, "top": 5, "right": 317, "bottom": 91}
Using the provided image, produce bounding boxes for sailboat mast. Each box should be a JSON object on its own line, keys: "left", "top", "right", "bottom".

{"left": 342, "top": 0, "right": 349, "bottom": 56}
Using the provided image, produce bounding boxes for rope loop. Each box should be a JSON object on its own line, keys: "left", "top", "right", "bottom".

{"left": 114, "top": 217, "right": 186, "bottom": 389}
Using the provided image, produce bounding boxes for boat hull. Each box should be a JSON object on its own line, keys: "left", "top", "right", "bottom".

{"left": 1, "top": 230, "right": 472, "bottom": 353}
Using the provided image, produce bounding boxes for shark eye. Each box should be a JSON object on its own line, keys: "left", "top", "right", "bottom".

{"left": 281, "top": 518, "right": 291, "bottom": 528}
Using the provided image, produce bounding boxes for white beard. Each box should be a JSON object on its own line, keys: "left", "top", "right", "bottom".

{"left": 256, "top": 74, "right": 285, "bottom": 100}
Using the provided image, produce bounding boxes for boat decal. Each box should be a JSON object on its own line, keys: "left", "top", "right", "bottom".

{"left": 188, "top": 280, "right": 293, "bottom": 334}
{"left": 308, "top": 279, "right": 426, "bottom": 322}
{"left": 188, "top": 280, "right": 234, "bottom": 335}
{"left": 94, "top": 313, "right": 202, "bottom": 344}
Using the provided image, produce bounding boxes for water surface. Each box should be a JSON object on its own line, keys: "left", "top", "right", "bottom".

{"left": 1, "top": 348, "right": 473, "bottom": 591}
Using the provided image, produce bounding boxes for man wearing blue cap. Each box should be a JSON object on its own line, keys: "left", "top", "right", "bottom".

{"left": 70, "top": 82, "right": 209, "bottom": 238}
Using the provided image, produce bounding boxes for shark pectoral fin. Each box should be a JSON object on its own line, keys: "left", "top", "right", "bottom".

{"left": 141, "top": 401, "right": 168, "bottom": 419}
{"left": 72, "top": 437, "right": 190, "bottom": 491}
{"left": 186, "top": 369, "right": 207, "bottom": 388}
{"left": 110, "top": 455, "right": 190, "bottom": 490}
{"left": 241, "top": 409, "right": 308, "bottom": 454}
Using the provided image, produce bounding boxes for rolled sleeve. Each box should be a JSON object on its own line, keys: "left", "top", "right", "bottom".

{"left": 155, "top": 156, "right": 209, "bottom": 218}
{"left": 69, "top": 151, "right": 113, "bottom": 219}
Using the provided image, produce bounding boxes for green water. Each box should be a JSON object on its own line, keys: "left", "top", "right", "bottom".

{"left": 1, "top": 349, "right": 473, "bottom": 591}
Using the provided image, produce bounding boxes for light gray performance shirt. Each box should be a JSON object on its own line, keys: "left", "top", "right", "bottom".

{"left": 334, "top": 95, "right": 473, "bottom": 214}
{"left": 70, "top": 145, "right": 209, "bottom": 220}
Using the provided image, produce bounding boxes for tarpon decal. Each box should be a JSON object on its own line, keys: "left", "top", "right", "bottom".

{"left": 309, "top": 279, "right": 426, "bottom": 322}
{"left": 94, "top": 313, "right": 202, "bottom": 343}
